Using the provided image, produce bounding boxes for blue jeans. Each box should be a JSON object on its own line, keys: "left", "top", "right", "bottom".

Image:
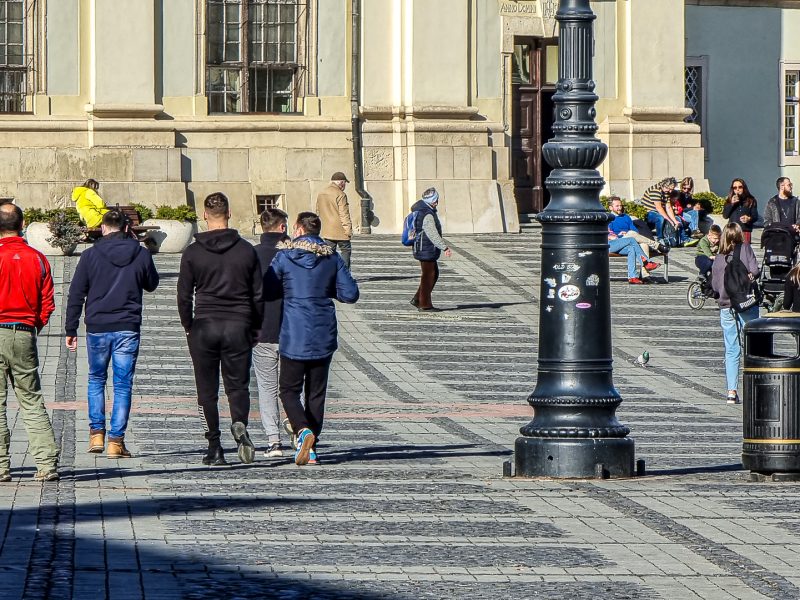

{"left": 682, "top": 210, "right": 700, "bottom": 231}
{"left": 720, "top": 307, "right": 759, "bottom": 392}
{"left": 609, "top": 237, "right": 645, "bottom": 279}
{"left": 87, "top": 331, "right": 140, "bottom": 439}
{"left": 646, "top": 211, "right": 665, "bottom": 239}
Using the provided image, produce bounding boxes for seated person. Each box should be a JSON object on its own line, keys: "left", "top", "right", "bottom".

{"left": 72, "top": 178, "right": 108, "bottom": 228}
{"left": 669, "top": 190, "right": 703, "bottom": 242}
{"left": 608, "top": 196, "right": 669, "bottom": 257}
{"left": 695, "top": 224, "right": 722, "bottom": 281}
{"left": 608, "top": 227, "right": 660, "bottom": 285}
{"left": 641, "top": 177, "right": 692, "bottom": 247}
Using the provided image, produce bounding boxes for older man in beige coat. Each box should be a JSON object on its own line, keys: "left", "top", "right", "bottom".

{"left": 315, "top": 172, "right": 353, "bottom": 269}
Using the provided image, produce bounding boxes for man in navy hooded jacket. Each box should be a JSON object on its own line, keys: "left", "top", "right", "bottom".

{"left": 267, "top": 211, "right": 359, "bottom": 466}
{"left": 65, "top": 210, "right": 159, "bottom": 459}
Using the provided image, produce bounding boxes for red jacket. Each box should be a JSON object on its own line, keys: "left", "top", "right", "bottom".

{"left": 0, "top": 236, "right": 55, "bottom": 330}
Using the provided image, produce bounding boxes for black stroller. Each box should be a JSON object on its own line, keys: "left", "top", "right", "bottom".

{"left": 760, "top": 224, "right": 800, "bottom": 310}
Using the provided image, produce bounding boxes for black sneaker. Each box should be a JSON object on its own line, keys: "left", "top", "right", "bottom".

{"left": 202, "top": 444, "right": 227, "bottom": 466}
{"left": 656, "top": 243, "right": 670, "bottom": 254}
{"left": 231, "top": 422, "right": 255, "bottom": 464}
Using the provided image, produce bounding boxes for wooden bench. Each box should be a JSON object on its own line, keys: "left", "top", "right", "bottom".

{"left": 609, "top": 248, "right": 670, "bottom": 282}
{"left": 84, "top": 205, "right": 160, "bottom": 243}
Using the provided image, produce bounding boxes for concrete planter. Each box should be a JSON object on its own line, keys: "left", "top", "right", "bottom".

{"left": 24, "top": 222, "right": 78, "bottom": 256}
{"left": 143, "top": 219, "right": 195, "bottom": 253}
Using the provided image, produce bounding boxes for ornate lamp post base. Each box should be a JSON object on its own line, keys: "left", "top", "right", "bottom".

{"left": 515, "top": 438, "right": 635, "bottom": 479}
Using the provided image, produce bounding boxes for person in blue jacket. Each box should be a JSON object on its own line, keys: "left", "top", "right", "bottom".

{"left": 267, "top": 212, "right": 359, "bottom": 466}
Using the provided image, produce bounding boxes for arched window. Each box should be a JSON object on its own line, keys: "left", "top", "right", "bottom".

{"left": 206, "top": 0, "right": 307, "bottom": 114}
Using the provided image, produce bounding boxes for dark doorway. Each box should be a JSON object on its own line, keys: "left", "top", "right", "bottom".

{"left": 511, "top": 38, "right": 558, "bottom": 215}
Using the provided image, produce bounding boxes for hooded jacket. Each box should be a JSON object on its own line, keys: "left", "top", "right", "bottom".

{"left": 72, "top": 186, "right": 108, "bottom": 228}
{"left": 65, "top": 232, "right": 159, "bottom": 336}
{"left": 177, "top": 228, "right": 263, "bottom": 331}
{"left": 411, "top": 200, "right": 443, "bottom": 261}
{"left": 266, "top": 235, "right": 359, "bottom": 360}
{"left": 0, "top": 236, "right": 55, "bottom": 330}
{"left": 254, "top": 231, "right": 290, "bottom": 344}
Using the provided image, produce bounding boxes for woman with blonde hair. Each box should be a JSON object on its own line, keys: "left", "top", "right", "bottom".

{"left": 711, "top": 223, "right": 760, "bottom": 404}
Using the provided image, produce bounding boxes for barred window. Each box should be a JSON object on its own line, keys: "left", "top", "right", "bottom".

{"left": 786, "top": 71, "right": 799, "bottom": 156}
{"left": 0, "top": 0, "right": 27, "bottom": 113}
{"left": 684, "top": 65, "right": 702, "bottom": 128}
{"left": 206, "top": 0, "right": 302, "bottom": 114}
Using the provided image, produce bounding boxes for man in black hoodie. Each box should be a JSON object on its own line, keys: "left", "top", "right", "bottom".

{"left": 65, "top": 210, "right": 159, "bottom": 459}
{"left": 177, "top": 192, "right": 263, "bottom": 466}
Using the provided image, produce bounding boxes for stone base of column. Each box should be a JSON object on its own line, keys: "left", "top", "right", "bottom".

{"left": 513, "top": 436, "right": 635, "bottom": 479}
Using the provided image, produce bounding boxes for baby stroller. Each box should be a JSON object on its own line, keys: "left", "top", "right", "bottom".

{"left": 760, "top": 223, "right": 800, "bottom": 310}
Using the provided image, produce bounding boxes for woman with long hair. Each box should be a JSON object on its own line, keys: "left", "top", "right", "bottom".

{"left": 722, "top": 178, "right": 759, "bottom": 244}
{"left": 711, "top": 223, "right": 760, "bottom": 404}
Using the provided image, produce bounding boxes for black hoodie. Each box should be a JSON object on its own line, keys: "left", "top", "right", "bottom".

{"left": 177, "top": 229, "right": 263, "bottom": 331}
{"left": 65, "top": 232, "right": 160, "bottom": 337}
{"left": 254, "top": 231, "right": 289, "bottom": 344}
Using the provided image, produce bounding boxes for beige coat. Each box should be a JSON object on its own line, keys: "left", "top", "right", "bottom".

{"left": 316, "top": 183, "right": 353, "bottom": 240}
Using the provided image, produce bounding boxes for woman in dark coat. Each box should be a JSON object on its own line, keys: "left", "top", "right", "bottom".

{"left": 410, "top": 188, "right": 452, "bottom": 311}
{"left": 722, "top": 178, "right": 759, "bottom": 244}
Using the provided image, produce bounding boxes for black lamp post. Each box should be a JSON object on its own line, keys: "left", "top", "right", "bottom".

{"left": 513, "top": 0, "right": 635, "bottom": 478}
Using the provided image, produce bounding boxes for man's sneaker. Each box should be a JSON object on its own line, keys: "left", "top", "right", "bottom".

{"left": 655, "top": 243, "right": 670, "bottom": 254}
{"left": 231, "top": 422, "right": 256, "bottom": 464}
{"left": 107, "top": 439, "right": 132, "bottom": 459}
{"left": 308, "top": 449, "right": 319, "bottom": 466}
{"left": 0, "top": 470, "right": 10, "bottom": 483}
{"left": 691, "top": 229, "right": 704, "bottom": 239}
{"left": 263, "top": 443, "right": 283, "bottom": 458}
{"left": 33, "top": 469, "right": 59, "bottom": 482}
{"left": 727, "top": 392, "right": 741, "bottom": 405}
{"left": 88, "top": 430, "right": 105, "bottom": 453}
{"left": 628, "top": 277, "right": 645, "bottom": 285}
{"left": 283, "top": 418, "right": 297, "bottom": 449}
{"left": 643, "top": 261, "right": 660, "bottom": 272}
{"left": 294, "top": 428, "right": 316, "bottom": 466}
{"left": 202, "top": 444, "right": 227, "bottom": 466}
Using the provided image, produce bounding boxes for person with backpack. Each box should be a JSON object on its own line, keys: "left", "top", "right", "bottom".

{"left": 408, "top": 188, "right": 451, "bottom": 311}
{"left": 711, "top": 223, "right": 760, "bottom": 405}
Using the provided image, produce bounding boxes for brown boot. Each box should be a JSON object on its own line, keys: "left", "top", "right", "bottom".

{"left": 88, "top": 430, "right": 105, "bottom": 453}
{"left": 107, "top": 438, "right": 132, "bottom": 459}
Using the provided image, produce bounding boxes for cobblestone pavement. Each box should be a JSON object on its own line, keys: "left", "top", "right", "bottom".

{"left": 2, "top": 229, "right": 800, "bottom": 599}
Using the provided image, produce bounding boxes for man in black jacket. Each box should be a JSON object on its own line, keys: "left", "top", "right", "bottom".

{"left": 65, "top": 210, "right": 159, "bottom": 459}
{"left": 253, "top": 208, "right": 293, "bottom": 457}
{"left": 177, "top": 192, "right": 263, "bottom": 466}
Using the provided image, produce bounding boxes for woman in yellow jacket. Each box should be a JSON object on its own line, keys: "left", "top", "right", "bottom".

{"left": 72, "top": 179, "right": 108, "bottom": 228}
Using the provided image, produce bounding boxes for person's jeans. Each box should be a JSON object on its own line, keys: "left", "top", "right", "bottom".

{"left": 608, "top": 237, "right": 645, "bottom": 279}
{"left": 279, "top": 355, "right": 333, "bottom": 442}
{"left": 0, "top": 327, "right": 58, "bottom": 473}
{"left": 646, "top": 211, "right": 665, "bottom": 239}
{"left": 187, "top": 319, "right": 252, "bottom": 444}
{"left": 720, "top": 306, "right": 759, "bottom": 392}
{"left": 325, "top": 239, "right": 351, "bottom": 269}
{"left": 253, "top": 342, "right": 304, "bottom": 444}
{"left": 680, "top": 210, "right": 700, "bottom": 232}
{"left": 87, "top": 331, "right": 141, "bottom": 440}
{"left": 695, "top": 255, "right": 713, "bottom": 277}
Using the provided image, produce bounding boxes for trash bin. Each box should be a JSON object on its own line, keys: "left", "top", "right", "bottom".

{"left": 742, "top": 316, "right": 800, "bottom": 476}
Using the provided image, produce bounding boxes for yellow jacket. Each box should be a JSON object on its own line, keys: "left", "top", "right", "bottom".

{"left": 71, "top": 186, "right": 108, "bottom": 228}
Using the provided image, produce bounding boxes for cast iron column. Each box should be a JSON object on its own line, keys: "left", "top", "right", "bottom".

{"left": 514, "top": 0, "right": 634, "bottom": 478}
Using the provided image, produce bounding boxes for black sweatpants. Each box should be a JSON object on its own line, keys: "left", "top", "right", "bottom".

{"left": 188, "top": 319, "right": 252, "bottom": 443}
{"left": 279, "top": 355, "right": 333, "bottom": 442}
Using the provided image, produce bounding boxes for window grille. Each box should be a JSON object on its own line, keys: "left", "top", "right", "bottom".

{"left": 786, "top": 71, "right": 799, "bottom": 156}
{"left": 256, "top": 194, "right": 281, "bottom": 214}
{"left": 0, "top": 1, "right": 27, "bottom": 112}
{"left": 206, "top": 0, "right": 301, "bottom": 114}
{"left": 684, "top": 65, "right": 702, "bottom": 127}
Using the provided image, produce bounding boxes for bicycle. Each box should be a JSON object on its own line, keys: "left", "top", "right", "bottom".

{"left": 687, "top": 275, "right": 716, "bottom": 310}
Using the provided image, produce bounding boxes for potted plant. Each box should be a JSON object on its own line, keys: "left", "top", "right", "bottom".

{"left": 143, "top": 204, "right": 198, "bottom": 253}
{"left": 24, "top": 208, "right": 85, "bottom": 256}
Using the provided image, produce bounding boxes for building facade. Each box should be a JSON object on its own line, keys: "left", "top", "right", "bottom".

{"left": 0, "top": 1, "right": 788, "bottom": 233}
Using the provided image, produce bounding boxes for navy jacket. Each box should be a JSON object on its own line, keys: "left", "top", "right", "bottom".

{"left": 411, "top": 200, "right": 443, "bottom": 261}
{"left": 65, "top": 232, "right": 159, "bottom": 337}
{"left": 254, "top": 232, "right": 289, "bottom": 344}
{"left": 266, "top": 235, "right": 359, "bottom": 360}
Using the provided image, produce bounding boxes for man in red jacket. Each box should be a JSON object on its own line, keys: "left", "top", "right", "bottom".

{"left": 0, "top": 203, "right": 59, "bottom": 482}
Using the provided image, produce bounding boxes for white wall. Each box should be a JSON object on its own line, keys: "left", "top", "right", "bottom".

{"left": 318, "top": 0, "right": 347, "bottom": 97}
{"left": 47, "top": 0, "right": 80, "bottom": 95}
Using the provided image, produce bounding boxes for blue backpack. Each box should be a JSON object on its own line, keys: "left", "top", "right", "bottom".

{"left": 401, "top": 210, "right": 419, "bottom": 246}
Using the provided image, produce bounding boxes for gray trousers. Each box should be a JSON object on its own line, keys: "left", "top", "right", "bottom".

{"left": 324, "top": 239, "right": 352, "bottom": 270}
{"left": 253, "top": 343, "right": 304, "bottom": 444}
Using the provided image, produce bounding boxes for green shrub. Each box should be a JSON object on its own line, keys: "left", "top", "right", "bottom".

{"left": 599, "top": 196, "right": 649, "bottom": 220}
{"left": 23, "top": 207, "right": 82, "bottom": 225}
{"left": 692, "top": 191, "right": 726, "bottom": 214}
{"left": 132, "top": 203, "right": 153, "bottom": 223}
{"left": 154, "top": 205, "right": 198, "bottom": 222}
{"left": 23, "top": 208, "right": 47, "bottom": 224}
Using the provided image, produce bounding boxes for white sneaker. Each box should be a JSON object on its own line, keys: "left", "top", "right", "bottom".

{"left": 263, "top": 442, "right": 284, "bottom": 458}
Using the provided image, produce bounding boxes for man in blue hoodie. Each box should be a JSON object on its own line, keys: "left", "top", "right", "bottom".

{"left": 267, "top": 212, "right": 359, "bottom": 466}
{"left": 65, "top": 210, "right": 159, "bottom": 458}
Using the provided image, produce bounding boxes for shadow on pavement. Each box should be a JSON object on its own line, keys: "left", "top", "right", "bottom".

{"left": 445, "top": 301, "right": 529, "bottom": 311}
{"left": 320, "top": 443, "right": 512, "bottom": 464}
{"left": 644, "top": 462, "right": 744, "bottom": 476}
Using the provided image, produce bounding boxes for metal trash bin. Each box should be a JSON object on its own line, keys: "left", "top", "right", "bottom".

{"left": 742, "top": 316, "right": 800, "bottom": 478}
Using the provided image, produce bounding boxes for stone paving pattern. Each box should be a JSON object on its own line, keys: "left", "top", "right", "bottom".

{"left": 2, "top": 228, "right": 800, "bottom": 599}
